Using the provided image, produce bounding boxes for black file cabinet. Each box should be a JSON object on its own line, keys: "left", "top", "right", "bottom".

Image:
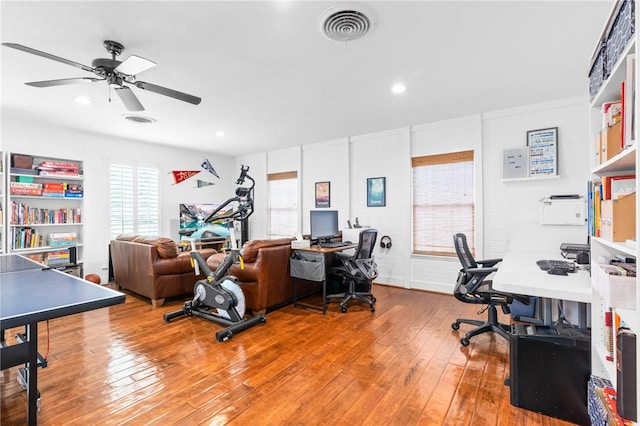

{"left": 509, "top": 324, "right": 591, "bottom": 425}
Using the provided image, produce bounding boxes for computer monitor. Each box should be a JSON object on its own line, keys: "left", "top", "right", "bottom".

{"left": 310, "top": 210, "right": 339, "bottom": 243}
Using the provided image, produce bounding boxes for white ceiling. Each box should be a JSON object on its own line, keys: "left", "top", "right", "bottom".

{"left": 1, "top": 1, "right": 614, "bottom": 157}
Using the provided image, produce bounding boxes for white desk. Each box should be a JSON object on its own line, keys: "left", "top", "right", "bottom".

{"left": 492, "top": 251, "right": 591, "bottom": 327}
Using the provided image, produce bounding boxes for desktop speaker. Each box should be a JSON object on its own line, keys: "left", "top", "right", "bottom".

{"left": 380, "top": 235, "right": 392, "bottom": 249}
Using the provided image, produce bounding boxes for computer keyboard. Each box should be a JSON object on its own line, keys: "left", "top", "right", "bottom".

{"left": 321, "top": 241, "right": 351, "bottom": 248}
{"left": 536, "top": 259, "right": 576, "bottom": 272}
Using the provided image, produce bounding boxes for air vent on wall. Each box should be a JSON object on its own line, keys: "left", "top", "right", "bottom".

{"left": 123, "top": 114, "right": 156, "bottom": 125}
{"left": 319, "top": 3, "right": 375, "bottom": 43}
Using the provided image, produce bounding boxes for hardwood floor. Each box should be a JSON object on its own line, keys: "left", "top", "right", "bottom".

{"left": 1, "top": 284, "right": 577, "bottom": 425}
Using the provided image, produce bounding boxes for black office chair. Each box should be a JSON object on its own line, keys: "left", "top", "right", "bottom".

{"left": 451, "top": 233, "right": 532, "bottom": 346}
{"left": 327, "top": 228, "right": 378, "bottom": 313}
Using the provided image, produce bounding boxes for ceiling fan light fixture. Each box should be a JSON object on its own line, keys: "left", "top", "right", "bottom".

{"left": 107, "top": 75, "right": 123, "bottom": 88}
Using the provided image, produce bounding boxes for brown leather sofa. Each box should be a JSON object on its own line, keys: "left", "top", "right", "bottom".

{"left": 205, "top": 238, "right": 298, "bottom": 314}
{"left": 110, "top": 235, "right": 217, "bottom": 307}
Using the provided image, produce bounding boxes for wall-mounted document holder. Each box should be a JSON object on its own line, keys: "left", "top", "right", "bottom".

{"left": 539, "top": 195, "right": 586, "bottom": 226}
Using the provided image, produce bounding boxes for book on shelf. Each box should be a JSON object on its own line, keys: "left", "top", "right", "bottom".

{"left": 64, "top": 191, "right": 84, "bottom": 198}
{"left": 10, "top": 167, "right": 38, "bottom": 175}
{"left": 10, "top": 182, "right": 43, "bottom": 196}
{"left": 602, "top": 101, "right": 622, "bottom": 128}
{"left": 602, "top": 175, "right": 636, "bottom": 200}
{"left": 48, "top": 232, "right": 77, "bottom": 247}
{"left": 36, "top": 160, "right": 79, "bottom": 172}
{"left": 42, "top": 182, "right": 66, "bottom": 192}
{"left": 38, "top": 170, "right": 81, "bottom": 177}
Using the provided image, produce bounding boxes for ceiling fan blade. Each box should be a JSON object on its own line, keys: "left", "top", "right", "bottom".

{"left": 26, "top": 77, "right": 103, "bottom": 87}
{"left": 134, "top": 81, "right": 201, "bottom": 105}
{"left": 115, "top": 86, "right": 144, "bottom": 111}
{"left": 114, "top": 55, "right": 156, "bottom": 76}
{"left": 2, "top": 42, "right": 93, "bottom": 72}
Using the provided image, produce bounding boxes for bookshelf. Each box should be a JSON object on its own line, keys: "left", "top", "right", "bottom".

{"left": 587, "top": 0, "right": 638, "bottom": 423}
{"left": 6, "top": 152, "right": 84, "bottom": 276}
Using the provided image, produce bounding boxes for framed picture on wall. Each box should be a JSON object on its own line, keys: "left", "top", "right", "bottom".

{"left": 527, "top": 127, "right": 558, "bottom": 177}
{"left": 315, "top": 181, "right": 330, "bottom": 207}
{"left": 367, "top": 177, "right": 386, "bottom": 207}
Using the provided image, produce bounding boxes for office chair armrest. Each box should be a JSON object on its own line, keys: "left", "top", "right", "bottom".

{"left": 465, "top": 266, "right": 498, "bottom": 276}
{"left": 476, "top": 258, "right": 502, "bottom": 267}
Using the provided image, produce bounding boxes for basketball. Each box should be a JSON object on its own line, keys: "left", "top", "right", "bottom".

{"left": 85, "top": 274, "right": 101, "bottom": 285}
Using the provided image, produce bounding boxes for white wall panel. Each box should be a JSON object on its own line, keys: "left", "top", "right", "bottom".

{"left": 301, "top": 138, "right": 349, "bottom": 234}
{"left": 349, "top": 127, "right": 411, "bottom": 288}
{"left": 482, "top": 97, "right": 589, "bottom": 257}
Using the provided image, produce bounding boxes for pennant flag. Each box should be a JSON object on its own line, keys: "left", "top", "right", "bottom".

{"left": 201, "top": 158, "right": 220, "bottom": 178}
{"left": 170, "top": 170, "right": 200, "bottom": 185}
{"left": 196, "top": 179, "right": 216, "bottom": 188}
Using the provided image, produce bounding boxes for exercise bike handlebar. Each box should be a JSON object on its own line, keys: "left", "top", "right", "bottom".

{"left": 203, "top": 165, "right": 254, "bottom": 225}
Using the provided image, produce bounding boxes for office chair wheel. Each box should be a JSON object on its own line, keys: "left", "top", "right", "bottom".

{"left": 460, "top": 337, "right": 470, "bottom": 347}
{"left": 371, "top": 297, "right": 377, "bottom": 303}
{"left": 451, "top": 322, "right": 460, "bottom": 330}
{"left": 370, "top": 306, "right": 375, "bottom": 312}
{"left": 340, "top": 306, "right": 347, "bottom": 313}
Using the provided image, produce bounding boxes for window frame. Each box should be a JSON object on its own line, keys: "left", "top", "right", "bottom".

{"left": 267, "top": 171, "right": 298, "bottom": 239}
{"left": 108, "top": 161, "right": 160, "bottom": 239}
{"left": 411, "top": 150, "right": 475, "bottom": 257}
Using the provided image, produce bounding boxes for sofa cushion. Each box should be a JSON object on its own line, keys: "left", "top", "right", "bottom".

{"left": 116, "top": 234, "right": 179, "bottom": 258}
{"left": 241, "top": 238, "right": 293, "bottom": 263}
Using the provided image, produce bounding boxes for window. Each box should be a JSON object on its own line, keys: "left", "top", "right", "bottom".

{"left": 109, "top": 163, "right": 159, "bottom": 239}
{"left": 412, "top": 150, "right": 475, "bottom": 256}
{"left": 268, "top": 171, "right": 298, "bottom": 238}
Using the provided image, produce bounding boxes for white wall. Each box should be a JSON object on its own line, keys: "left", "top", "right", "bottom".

{"left": 233, "top": 96, "right": 590, "bottom": 294}
{"left": 2, "top": 95, "right": 591, "bottom": 292}
{"left": 2, "top": 112, "right": 234, "bottom": 283}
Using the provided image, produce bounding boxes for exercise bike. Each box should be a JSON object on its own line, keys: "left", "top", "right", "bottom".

{"left": 163, "top": 165, "right": 266, "bottom": 342}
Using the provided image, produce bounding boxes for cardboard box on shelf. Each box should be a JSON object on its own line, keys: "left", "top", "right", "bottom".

{"left": 600, "top": 192, "right": 636, "bottom": 242}
{"left": 601, "top": 121, "right": 623, "bottom": 163}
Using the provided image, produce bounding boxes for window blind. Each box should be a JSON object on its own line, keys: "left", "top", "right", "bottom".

{"left": 109, "top": 163, "right": 159, "bottom": 239}
{"left": 412, "top": 150, "right": 475, "bottom": 256}
{"left": 267, "top": 171, "right": 298, "bottom": 238}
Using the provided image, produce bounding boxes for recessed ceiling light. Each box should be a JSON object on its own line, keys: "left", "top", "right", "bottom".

{"left": 391, "top": 83, "right": 407, "bottom": 94}
{"left": 216, "top": 131, "right": 227, "bottom": 138}
{"left": 73, "top": 96, "right": 91, "bottom": 104}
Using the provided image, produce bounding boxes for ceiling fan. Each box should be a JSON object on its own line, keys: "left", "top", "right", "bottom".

{"left": 1, "top": 40, "right": 201, "bottom": 111}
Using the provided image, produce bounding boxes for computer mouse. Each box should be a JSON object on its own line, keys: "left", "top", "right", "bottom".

{"left": 547, "top": 267, "right": 568, "bottom": 276}
{"left": 344, "top": 241, "right": 352, "bottom": 244}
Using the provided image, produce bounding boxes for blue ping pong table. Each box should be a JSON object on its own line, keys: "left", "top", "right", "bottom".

{"left": 0, "top": 254, "right": 125, "bottom": 425}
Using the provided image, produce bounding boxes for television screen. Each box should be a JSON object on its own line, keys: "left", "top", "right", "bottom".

{"left": 179, "top": 203, "right": 230, "bottom": 238}
{"left": 310, "top": 210, "right": 339, "bottom": 242}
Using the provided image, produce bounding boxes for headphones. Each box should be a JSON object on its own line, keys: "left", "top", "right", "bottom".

{"left": 380, "top": 235, "right": 392, "bottom": 249}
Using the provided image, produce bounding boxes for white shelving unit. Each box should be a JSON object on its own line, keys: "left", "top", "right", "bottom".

{"left": 7, "top": 152, "right": 84, "bottom": 276}
{"left": 588, "top": 0, "right": 638, "bottom": 422}
{"left": 0, "top": 151, "right": 4, "bottom": 254}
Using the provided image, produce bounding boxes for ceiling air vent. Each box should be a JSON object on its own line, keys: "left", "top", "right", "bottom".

{"left": 319, "top": 3, "right": 375, "bottom": 43}
{"left": 123, "top": 115, "right": 156, "bottom": 125}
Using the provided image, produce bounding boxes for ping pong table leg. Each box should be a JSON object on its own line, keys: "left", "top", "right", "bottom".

{"left": 25, "top": 322, "right": 39, "bottom": 426}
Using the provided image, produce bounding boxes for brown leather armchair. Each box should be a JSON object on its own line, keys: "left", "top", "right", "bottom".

{"left": 110, "top": 235, "right": 217, "bottom": 307}
{"left": 205, "top": 238, "right": 295, "bottom": 314}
